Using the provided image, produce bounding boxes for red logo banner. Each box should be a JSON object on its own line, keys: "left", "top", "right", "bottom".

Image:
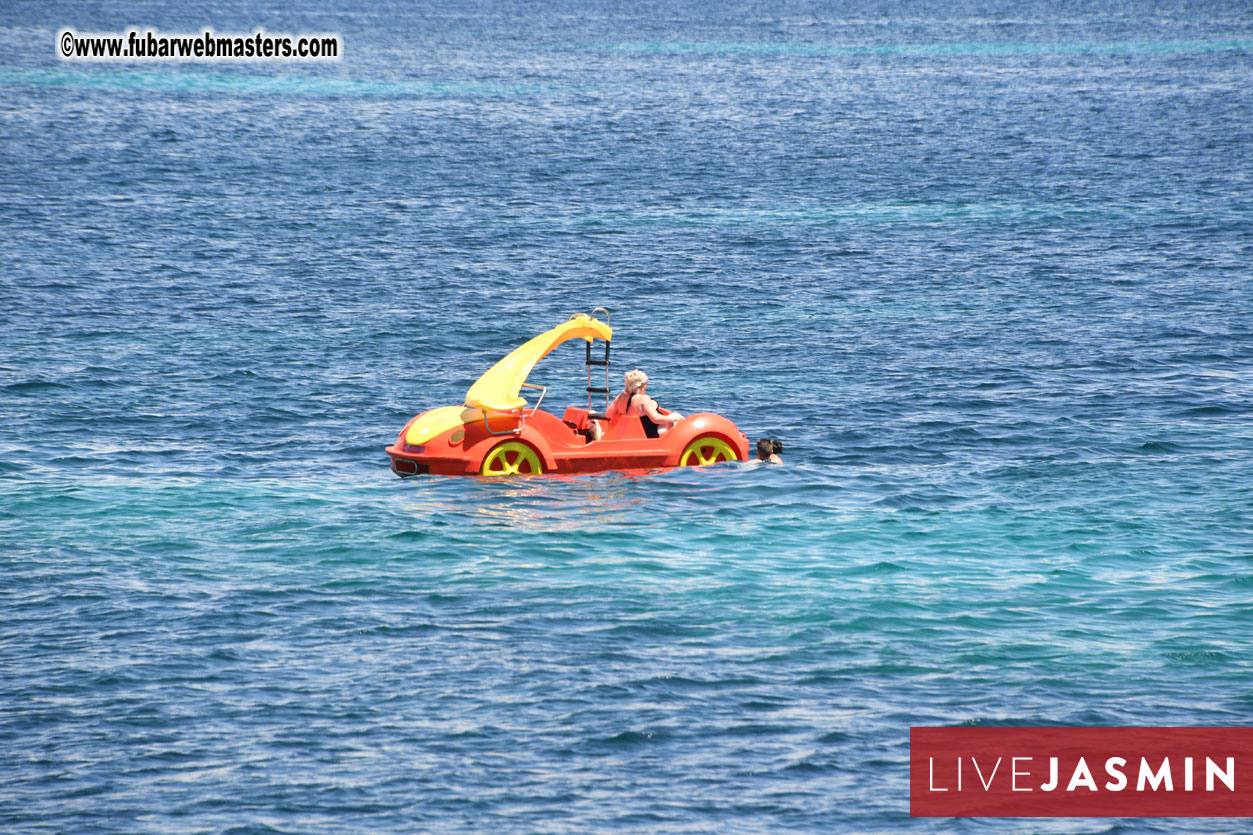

{"left": 911, "top": 727, "right": 1253, "bottom": 817}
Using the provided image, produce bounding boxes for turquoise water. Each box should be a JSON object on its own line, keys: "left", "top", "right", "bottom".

{"left": 3, "top": 1, "right": 1252, "bottom": 831}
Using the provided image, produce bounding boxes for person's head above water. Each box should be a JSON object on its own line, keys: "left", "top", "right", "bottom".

{"left": 624, "top": 369, "right": 648, "bottom": 393}
{"left": 757, "top": 438, "right": 783, "bottom": 463}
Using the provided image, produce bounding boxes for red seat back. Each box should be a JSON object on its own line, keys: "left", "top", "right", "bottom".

{"left": 561, "top": 406, "right": 590, "bottom": 430}
{"left": 602, "top": 414, "right": 648, "bottom": 441}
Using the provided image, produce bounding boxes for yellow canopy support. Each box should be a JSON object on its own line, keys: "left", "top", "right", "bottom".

{"left": 464, "top": 314, "right": 612, "bottom": 412}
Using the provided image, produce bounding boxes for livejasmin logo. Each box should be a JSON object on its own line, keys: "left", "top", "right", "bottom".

{"left": 928, "top": 753, "right": 1235, "bottom": 793}
{"left": 910, "top": 727, "right": 1253, "bottom": 817}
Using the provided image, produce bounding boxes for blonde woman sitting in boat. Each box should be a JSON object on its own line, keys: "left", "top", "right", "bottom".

{"left": 604, "top": 369, "right": 683, "bottom": 438}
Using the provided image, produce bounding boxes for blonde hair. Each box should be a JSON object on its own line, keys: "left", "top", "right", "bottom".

{"left": 624, "top": 369, "right": 648, "bottom": 393}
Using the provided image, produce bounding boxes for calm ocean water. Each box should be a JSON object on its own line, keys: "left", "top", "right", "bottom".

{"left": 3, "top": 1, "right": 1252, "bottom": 831}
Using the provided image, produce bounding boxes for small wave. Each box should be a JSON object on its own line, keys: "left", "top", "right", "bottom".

{"left": 0, "top": 68, "right": 573, "bottom": 98}
{"left": 816, "top": 730, "right": 852, "bottom": 743}
{"left": 1163, "top": 649, "right": 1234, "bottom": 666}
{"left": 596, "top": 38, "right": 1253, "bottom": 58}
{"left": 856, "top": 560, "right": 908, "bottom": 574}
{"left": 1137, "top": 440, "right": 1186, "bottom": 453}
{"left": 1175, "top": 403, "right": 1244, "bottom": 417}
{"left": 4, "top": 379, "right": 73, "bottom": 393}
{"left": 595, "top": 729, "right": 669, "bottom": 747}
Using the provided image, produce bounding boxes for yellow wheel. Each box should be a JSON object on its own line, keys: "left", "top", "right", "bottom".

{"left": 480, "top": 441, "right": 543, "bottom": 476}
{"left": 679, "top": 436, "right": 737, "bottom": 467}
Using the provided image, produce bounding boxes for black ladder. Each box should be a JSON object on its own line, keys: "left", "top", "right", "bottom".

{"left": 586, "top": 307, "right": 611, "bottom": 418}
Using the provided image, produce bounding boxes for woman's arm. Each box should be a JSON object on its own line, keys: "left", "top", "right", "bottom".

{"left": 643, "top": 397, "right": 683, "bottom": 424}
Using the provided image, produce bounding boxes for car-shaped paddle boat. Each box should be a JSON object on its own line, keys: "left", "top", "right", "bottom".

{"left": 387, "top": 310, "right": 749, "bottom": 477}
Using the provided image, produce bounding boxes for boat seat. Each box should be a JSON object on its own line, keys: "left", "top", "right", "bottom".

{"left": 562, "top": 406, "right": 590, "bottom": 430}
{"left": 561, "top": 406, "right": 601, "bottom": 444}
{"left": 601, "top": 414, "right": 649, "bottom": 441}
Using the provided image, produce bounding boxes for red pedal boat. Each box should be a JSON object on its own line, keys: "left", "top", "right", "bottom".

{"left": 386, "top": 309, "right": 749, "bottom": 477}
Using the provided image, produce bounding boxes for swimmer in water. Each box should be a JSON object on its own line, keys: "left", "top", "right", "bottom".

{"left": 756, "top": 438, "right": 783, "bottom": 464}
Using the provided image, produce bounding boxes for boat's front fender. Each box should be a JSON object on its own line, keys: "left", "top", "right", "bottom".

{"left": 663, "top": 413, "right": 750, "bottom": 464}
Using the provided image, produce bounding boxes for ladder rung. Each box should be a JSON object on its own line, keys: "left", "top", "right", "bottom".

{"left": 586, "top": 386, "right": 610, "bottom": 394}
{"left": 586, "top": 359, "right": 609, "bottom": 366}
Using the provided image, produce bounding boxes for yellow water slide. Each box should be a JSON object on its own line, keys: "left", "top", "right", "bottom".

{"left": 464, "top": 313, "right": 612, "bottom": 411}
{"left": 403, "top": 313, "right": 612, "bottom": 448}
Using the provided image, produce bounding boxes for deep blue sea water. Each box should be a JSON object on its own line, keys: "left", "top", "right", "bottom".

{"left": 3, "top": 1, "right": 1252, "bottom": 831}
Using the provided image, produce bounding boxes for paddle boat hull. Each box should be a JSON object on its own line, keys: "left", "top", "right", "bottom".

{"left": 386, "top": 312, "right": 750, "bottom": 477}
{"left": 387, "top": 407, "right": 749, "bottom": 477}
